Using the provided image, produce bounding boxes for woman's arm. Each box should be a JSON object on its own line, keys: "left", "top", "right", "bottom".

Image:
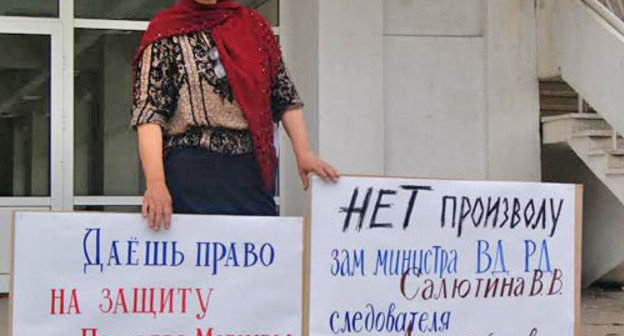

{"left": 281, "top": 108, "right": 339, "bottom": 190}
{"left": 137, "top": 124, "right": 173, "bottom": 231}
{"left": 131, "top": 38, "right": 177, "bottom": 230}
{"left": 268, "top": 52, "right": 338, "bottom": 189}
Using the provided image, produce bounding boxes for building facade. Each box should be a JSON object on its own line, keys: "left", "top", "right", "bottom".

{"left": 3, "top": 0, "right": 624, "bottom": 333}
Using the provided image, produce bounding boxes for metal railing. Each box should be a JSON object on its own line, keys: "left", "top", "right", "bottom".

{"left": 598, "top": 0, "right": 624, "bottom": 21}
{"left": 585, "top": 0, "right": 624, "bottom": 35}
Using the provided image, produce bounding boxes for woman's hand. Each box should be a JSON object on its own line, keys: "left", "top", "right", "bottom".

{"left": 280, "top": 108, "right": 339, "bottom": 190}
{"left": 137, "top": 124, "right": 172, "bottom": 231}
{"left": 141, "top": 180, "right": 173, "bottom": 231}
{"left": 297, "top": 149, "right": 340, "bottom": 190}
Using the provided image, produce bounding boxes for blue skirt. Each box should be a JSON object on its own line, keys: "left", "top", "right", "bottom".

{"left": 164, "top": 147, "right": 278, "bottom": 216}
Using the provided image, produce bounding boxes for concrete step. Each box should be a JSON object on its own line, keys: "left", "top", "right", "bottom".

{"left": 568, "top": 129, "right": 624, "bottom": 152}
{"left": 608, "top": 154, "right": 624, "bottom": 169}
{"left": 542, "top": 114, "right": 613, "bottom": 144}
{"left": 541, "top": 108, "right": 598, "bottom": 116}
{"left": 588, "top": 149, "right": 608, "bottom": 156}
{"left": 605, "top": 168, "right": 624, "bottom": 176}
{"left": 542, "top": 110, "right": 624, "bottom": 171}
{"left": 573, "top": 130, "right": 615, "bottom": 137}
{"left": 541, "top": 104, "right": 581, "bottom": 112}
{"left": 585, "top": 148, "right": 624, "bottom": 169}
{"left": 539, "top": 78, "right": 597, "bottom": 116}
{"left": 587, "top": 137, "right": 624, "bottom": 152}
{"left": 539, "top": 79, "right": 575, "bottom": 92}
{"left": 542, "top": 113, "right": 605, "bottom": 122}
{"left": 588, "top": 148, "right": 624, "bottom": 157}
{"left": 541, "top": 110, "right": 576, "bottom": 117}
{"left": 540, "top": 96, "right": 579, "bottom": 108}
{"left": 540, "top": 90, "right": 577, "bottom": 98}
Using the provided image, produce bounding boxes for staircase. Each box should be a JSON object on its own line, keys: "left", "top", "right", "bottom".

{"left": 540, "top": 79, "right": 624, "bottom": 285}
{"left": 539, "top": 80, "right": 595, "bottom": 117}
{"left": 542, "top": 0, "right": 624, "bottom": 285}
{"left": 540, "top": 81, "right": 624, "bottom": 205}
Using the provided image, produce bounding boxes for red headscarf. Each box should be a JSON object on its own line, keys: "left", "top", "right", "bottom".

{"left": 132, "top": 0, "right": 282, "bottom": 192}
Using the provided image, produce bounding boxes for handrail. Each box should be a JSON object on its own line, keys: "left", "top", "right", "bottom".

{"left": 599, "top": 0, "right": 624, "bottom": 20}
{"left": 585, "top": 0, "right": 624, "bottom": 36}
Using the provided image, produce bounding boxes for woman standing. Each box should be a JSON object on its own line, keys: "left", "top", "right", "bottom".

{"left": 131, "top": 0, "right": 338, "bottom": 230}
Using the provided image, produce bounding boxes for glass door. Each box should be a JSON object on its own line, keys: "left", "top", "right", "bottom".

{"left": 0, "top": 15, "right": 63, "bottom": 293}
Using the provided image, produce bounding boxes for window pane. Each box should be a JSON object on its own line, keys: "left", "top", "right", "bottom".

{"left": 244, "top": 0, "right": 279, "bottom": 25}
{"left": 75, "top": 0, "right": 175, "bottom": 21}
{"left": 75, "top": 0, "right": 279, "bottom": 25}
{"left": 0, "top": 34, "right": 51, "bottom": 197}
{"left": 0, "top": 0, "right": 58, "bottom": 17}
{"left": 74, "top": 29, "right": 145, "bottom": 196}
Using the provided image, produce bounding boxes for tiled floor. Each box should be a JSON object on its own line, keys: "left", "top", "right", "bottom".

{"left": 583, "top": 287, "right": 624, "bottom": 335}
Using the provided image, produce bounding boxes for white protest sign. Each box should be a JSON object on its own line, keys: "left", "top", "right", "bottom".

{"left": 10, "top": 212, "right": 302, "bottom": 336}
{"left": 306, "top": 175, "right": 581, "bottom": 336}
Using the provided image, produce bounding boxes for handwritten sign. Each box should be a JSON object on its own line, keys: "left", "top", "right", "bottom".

{"left": 10, "top": 212, "right": 302, "bottom": 336}
{"left": 306, "top": 176, "right": 581, "bottom": 336}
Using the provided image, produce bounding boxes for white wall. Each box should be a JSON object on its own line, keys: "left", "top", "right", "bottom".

{"left": 384, "top": 0, "right": 540, "bottom": 181}
{"left": 384, "top": 0, "right": 484, "bottom": 36}
{"left": 383, "top": 0, "right": 488, "bottom": 179}
{"left": 384, "top": 0, "right": 487, "bottom": 179}
{"left": 384, "top": 36, "right": 487, "bottom": 178}
{"left": 280, "top": 0, "right": 542, "bottom": 215}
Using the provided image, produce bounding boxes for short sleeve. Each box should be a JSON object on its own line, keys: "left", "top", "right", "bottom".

{"left": 130, "top": 37, "right": 178, "bottom": 129}
{"left": 271, "top": 56, "right": 304, "bottom": 122}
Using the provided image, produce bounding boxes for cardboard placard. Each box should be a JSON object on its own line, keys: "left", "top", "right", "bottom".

{"left": 10, "top": 212, "right": 303, "bottom": 336}
{"left": 8, "top": 175, "right": 583, "bottom": 336}
{"left": 306, "top": 175, "right": 582, "bottom": 336}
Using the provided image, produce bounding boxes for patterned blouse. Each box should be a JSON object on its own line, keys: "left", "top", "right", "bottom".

{"left": 130, "top": 29, "right": 304, "bottom": 156}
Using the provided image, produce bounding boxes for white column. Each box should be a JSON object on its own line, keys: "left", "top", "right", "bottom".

{"left": 485, "top": 0, "right": 541, "bottom": 181}
{"left": 537, "top": 0, "right": 561, "bottom": 78}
